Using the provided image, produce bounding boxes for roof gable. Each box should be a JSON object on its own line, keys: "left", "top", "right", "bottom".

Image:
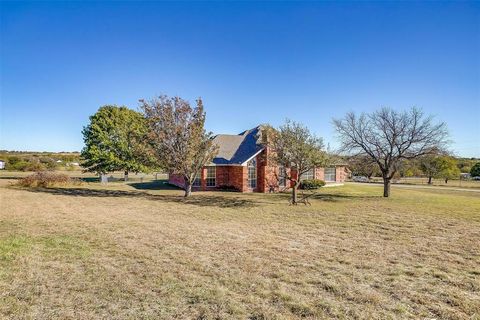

{"left": 211, "top": 126, "right": 264, "bottom": 165}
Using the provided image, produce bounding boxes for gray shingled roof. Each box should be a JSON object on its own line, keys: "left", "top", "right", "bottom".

{"left": 211, "top": 126, "right": 264, "bottom": 165}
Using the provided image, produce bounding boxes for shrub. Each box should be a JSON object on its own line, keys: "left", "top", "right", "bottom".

{"left": 6, "top": 156, "right": 47, "bottom": 171}
{"left": 300, "top": 179, "right": 325, "bottom": 190}
{"left": 217, "top": 185, "right": 240, "bottom": 192}
{"left": 8, "top": 160, "right": 30, "bottom": 171}
{"left": 17, "top": 172, "right": 80, "bottom": 188}
{"left": 26, "top": 162, "right": 46, "bottom": 172}
{"left": 471, "top": 162, "right": 480, "bottom": 177}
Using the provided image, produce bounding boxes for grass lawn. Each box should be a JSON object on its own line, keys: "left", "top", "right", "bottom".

{"left": 367, "top": 177, "right": 480, "bottom": 189}
{"left": 0, "top": 177, "right": 479, "bottom": 319}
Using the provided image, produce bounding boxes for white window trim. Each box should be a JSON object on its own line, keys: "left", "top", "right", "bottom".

{"left": 240, "top": 148, "right": 265, "bottom": 166}
{"left": 206, "top": 166, "right": 216, "bottom": 187}
{"left": 247, "top": 158, "right": 257, "bottom": 189}
{"left": 324, "top": 167, "right": 336, "bottom": 182}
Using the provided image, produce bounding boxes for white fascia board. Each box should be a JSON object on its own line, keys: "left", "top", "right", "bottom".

{"left": 239, "top": 148, "right": 265, "bottom": 166}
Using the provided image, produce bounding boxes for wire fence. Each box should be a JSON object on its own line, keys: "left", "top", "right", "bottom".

{"left": 358, "top": 176, "right": 480, "bottom": 188}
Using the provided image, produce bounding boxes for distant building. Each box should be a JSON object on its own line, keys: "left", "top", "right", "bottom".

{"left": 460, "top": 173, "right": 471, "bottom": 179}
{"left": 0, "top": 160, "right": 5, "bottom": 170}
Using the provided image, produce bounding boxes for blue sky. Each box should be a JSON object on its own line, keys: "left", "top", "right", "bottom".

{"left": 1, "top": 1, "right": 479, "bottom": 157}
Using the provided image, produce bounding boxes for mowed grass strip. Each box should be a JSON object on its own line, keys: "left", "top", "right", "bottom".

{"left": 0, "top": 179, "right": 479, "bottom": 319}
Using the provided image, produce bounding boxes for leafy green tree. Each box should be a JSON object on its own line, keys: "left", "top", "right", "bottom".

{"left": 420, "top": 155, "right": 460, "bottom": 184}
{"left": 440, "top": 157, "right": 460, "bottom": 183}
{"left": 398, "top": 159, "right": 423, "bottom": 178}
{"left": 140, "top": 95, "right": 218, "bottom": 197}
{"left": 471, "top": 162, "right": 480, "bottom": 177}
{"left": 266, "top": 120, "right": 328, "bottom": 205}
{"left": 81, "top": 105, "right": 151, "bottom": 180}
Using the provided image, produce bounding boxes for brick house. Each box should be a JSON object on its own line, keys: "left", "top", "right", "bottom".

{"left": 168, "top": 126, "right": 347, "bottom": 193}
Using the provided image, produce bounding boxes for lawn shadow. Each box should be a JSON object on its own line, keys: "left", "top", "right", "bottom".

{"left": 312, "top": 190, "right": 381, "bottom": 202}
{"left": 128, "top": 180, "right": 180, "bottom": 191}
{"left": 18, "top": 185, "right": 258, "bottom": 209}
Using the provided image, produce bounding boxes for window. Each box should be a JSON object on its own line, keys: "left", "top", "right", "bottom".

{"left": 206, "top": 166, "right": 216, "bottom": 187}
{"left": 325, "top": 167, "right": 336, "bottom": 182}
{"left": 247, "top": 158, "right": 257, "bottom": 189}
{"left": 300, "top": 168, "right": 314, "bottom": 181}
{"left": 193, "top": 174, "right": 201, "bottom": 186}
{"left": 278, "top": 165, "right": 286, "bottom": 187}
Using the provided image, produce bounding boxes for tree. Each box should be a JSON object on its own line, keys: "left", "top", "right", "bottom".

{"left": 397, "top": 158, "right": 422, "bottom": 178}
{"left": 441, "top": 157, "right": 460, "bottom": 184}
{"left": 140, "top": 95, "right": 218, "bottom": 197}
{"left": 420, "top": 154, "right": 459, "bottom": 184}
{"left": 266, "top": 120, "right": 328, "bottom": 205}
{"left": 81, "top": 105, "right": 150, "bottom": 180}
{"left": 456, "top": 158, "right": 475, "bottom": 173}
{"left": 347, "top": 155, "right": 380, "bottom": 179}
{"left": 333, "top": 107, "right": 448, "bottom": 197}
{"left": 471, "top": 162, "right": 480, "bottom": 177}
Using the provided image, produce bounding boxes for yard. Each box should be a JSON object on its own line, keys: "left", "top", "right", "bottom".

{"left": 0, "top": 177, "right": 479, "bottom": 319}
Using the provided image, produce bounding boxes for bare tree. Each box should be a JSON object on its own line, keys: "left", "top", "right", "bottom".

{"left": 266, "top": 120, "right": 328, "bottom": 204}
{"left": 140, "top": 95, "right": 218, "bottom": 197}
{"left": 333, "top": 107, "right": 448, "bottom": 197}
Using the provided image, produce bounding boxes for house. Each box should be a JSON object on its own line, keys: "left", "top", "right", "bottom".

{"left": 0, "top": 160, "right": 4, "bottom": 170}
{"left": 168, "top": 126, "right": 348, "bottom": 193}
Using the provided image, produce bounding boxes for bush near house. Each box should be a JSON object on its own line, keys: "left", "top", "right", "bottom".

{"left": 300, "top": 179, "right": 325, "bottom": 190}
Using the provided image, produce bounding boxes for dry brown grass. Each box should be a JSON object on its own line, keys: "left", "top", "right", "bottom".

{"left": 0, "top": 178, "right": 479, "bottom": 319}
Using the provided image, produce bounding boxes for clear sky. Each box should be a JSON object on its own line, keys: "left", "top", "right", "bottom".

{"left": 1, "top": 1, "right": 479, "bottom": 157}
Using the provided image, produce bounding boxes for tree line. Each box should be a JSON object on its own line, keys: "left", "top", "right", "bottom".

{"left": 1, "top": 152, "right": 80, "bottom": 171}
{"left": 348, "top": 154, "right": 479, "bottom": 184}
{"left": 81, "top": 94, "right": 454, "bottom": 200}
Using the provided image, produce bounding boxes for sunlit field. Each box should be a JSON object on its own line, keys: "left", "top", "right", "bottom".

{"left": 367, "top": 176, "right": 480, "bottom": 189}
{"left": 1, "top": 176, "right": 479, "bottom": 319}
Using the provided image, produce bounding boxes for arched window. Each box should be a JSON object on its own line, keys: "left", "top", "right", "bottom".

{"left": 247, "top": 158, "right": 257, "bottom": 189}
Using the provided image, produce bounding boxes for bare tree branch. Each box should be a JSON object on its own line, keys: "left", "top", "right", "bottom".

{"left": 333, "top": 107, "right": 449, "bottom": 197}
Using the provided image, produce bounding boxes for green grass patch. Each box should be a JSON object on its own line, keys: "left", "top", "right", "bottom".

{"left": 40, "top": 235, "right": 91, "bottom": 258}
{"left": 0, "top": 235, "right": 32, "bottom": 262}
{"left": 0, "top": 234, "right": 90, "bottom": 265}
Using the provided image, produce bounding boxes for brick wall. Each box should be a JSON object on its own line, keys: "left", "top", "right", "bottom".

{"left": 168, "top": 173, "right": 185, "bottom": 189}
{"left": 315, "top": 167, "right": 325, "bottom": 181}
{"left": 257, "top": 149, "right": 290, "bottom": 192}
{"left": 214, "top": 166, "right": 229, "bottom": 188}
{"left": 335, "top": 166, "right": 346, "bottom": 182}
{"left": 170, "top": 165, "right": 348, "bottom": 192}
{"left": 229, "top": 165, "right": 247, "bottom": 192}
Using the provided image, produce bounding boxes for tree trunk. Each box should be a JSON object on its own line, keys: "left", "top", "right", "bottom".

{"left": 100, "top": 173, "right": 108, "bottom": 184}
{"left": 184, "top": 182, "right": 192, "bottom": 197}
{"left": 428, "top": 176, "right": 432, "bottom": 184}
{"left": 445, "top": 178, "right": 448, "bottom": 184}
{"left": 383, "top": 178, "right": 391, "bottom": 197}
{"left": 291, "top": 182, "right": 298, "bottom": 204}
{"left": 124, "top": 170, "right": 129, "bottom": 182}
